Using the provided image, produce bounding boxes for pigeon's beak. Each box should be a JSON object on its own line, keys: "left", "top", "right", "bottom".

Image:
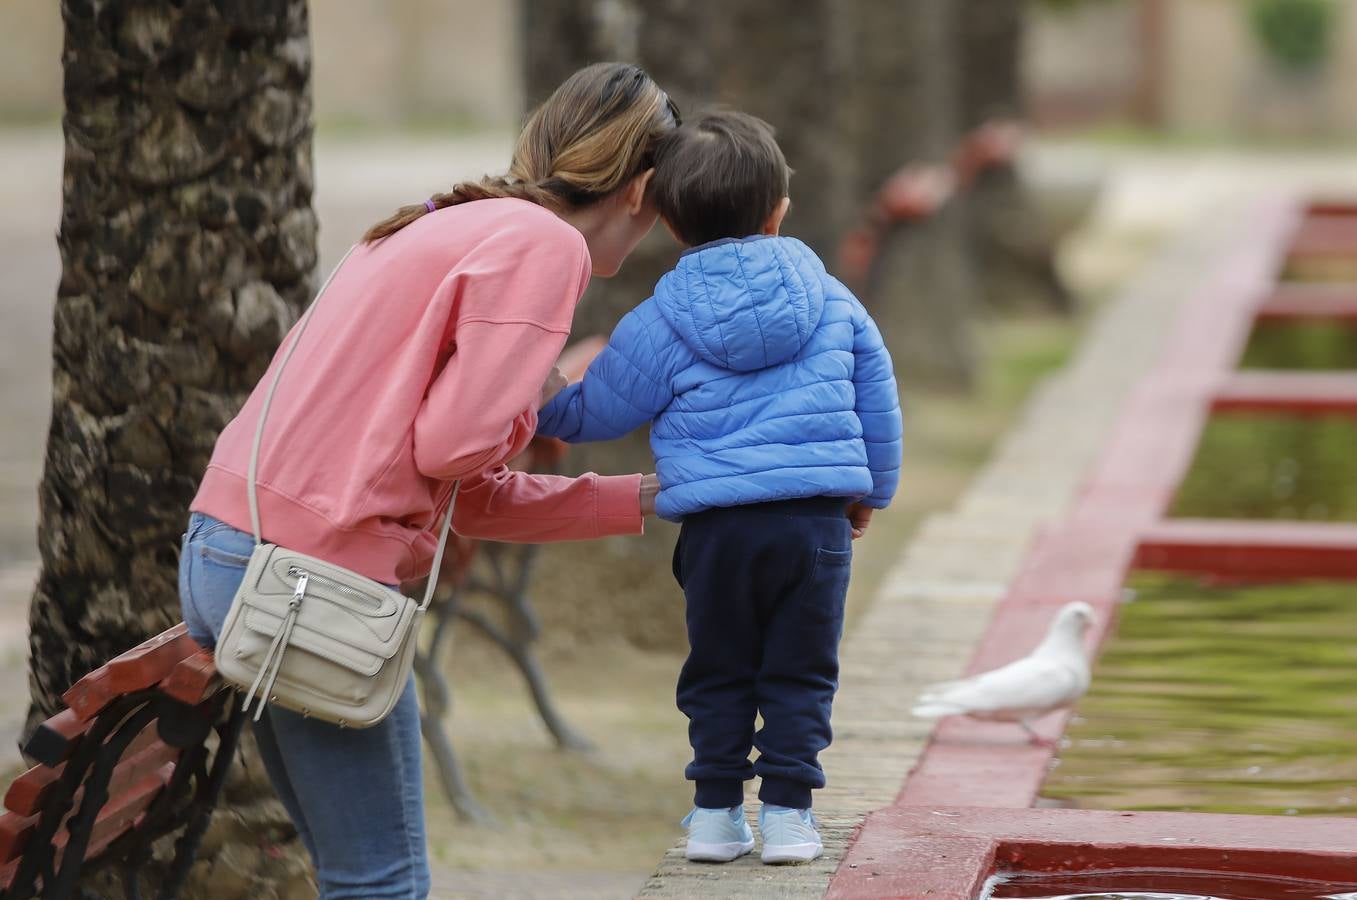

{"left": 1064, "top": 602, "right": 1096, "bottom": 631}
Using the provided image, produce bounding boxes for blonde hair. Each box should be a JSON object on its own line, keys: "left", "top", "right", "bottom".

{"left": 363, "top": 62, "right": 679, "bottom": 243}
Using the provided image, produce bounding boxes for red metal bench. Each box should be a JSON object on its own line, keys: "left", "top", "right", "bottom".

{"left": 0, "top": 624, "right": 242, "bottom": 900}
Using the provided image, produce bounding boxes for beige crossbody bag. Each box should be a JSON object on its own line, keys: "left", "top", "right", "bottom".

{"left": 216, "top": 247, "right": 457, "bottom": 728}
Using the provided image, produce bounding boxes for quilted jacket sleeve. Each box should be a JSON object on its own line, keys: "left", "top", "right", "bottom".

{"left": 850, "top": 301, "right": 902, "bottom": 508}
{"left": 537, "top": 303, "right": 676, "bottom": 442}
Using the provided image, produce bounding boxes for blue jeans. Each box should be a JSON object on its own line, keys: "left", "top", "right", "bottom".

{"left": 179, "top": 512, "right": 431, "bottom": 899}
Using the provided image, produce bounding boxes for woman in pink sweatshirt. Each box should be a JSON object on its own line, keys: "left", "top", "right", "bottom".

{"left": 178, "top": 63, "right": 676, "bottom": 898}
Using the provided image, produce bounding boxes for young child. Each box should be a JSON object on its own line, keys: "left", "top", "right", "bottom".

{"left": 537, "top": 110, "right": 901, "bottom": 864}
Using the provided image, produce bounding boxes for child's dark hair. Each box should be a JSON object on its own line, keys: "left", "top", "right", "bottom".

{"left": 651, "top": 109, "right": 790, "bottom": 247}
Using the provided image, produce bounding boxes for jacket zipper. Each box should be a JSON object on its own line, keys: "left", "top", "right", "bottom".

{"left": 286, "top": 566, "right": 385, "bottom": 611}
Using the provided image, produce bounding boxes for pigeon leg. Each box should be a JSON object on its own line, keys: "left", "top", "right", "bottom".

{"left": 1019, "top": 718, "right": 1058, "bottom": 748}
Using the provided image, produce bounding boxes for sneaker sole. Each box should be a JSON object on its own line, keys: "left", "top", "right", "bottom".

{"left": 685, "top": 838, "right": 755, "bottom": 862}
{"left": 761, "top": 842, "right": 823, "bottom": 864}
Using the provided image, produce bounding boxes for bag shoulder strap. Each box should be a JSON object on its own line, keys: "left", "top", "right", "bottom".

{"left": 246, "top": 244, "right": 456, "bottom": 610}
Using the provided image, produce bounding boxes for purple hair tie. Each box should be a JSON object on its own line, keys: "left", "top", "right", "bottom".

{"left": 424, "top": 199, "right": 437, "bottom": 213}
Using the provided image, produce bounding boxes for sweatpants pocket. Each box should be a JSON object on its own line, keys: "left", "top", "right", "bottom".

{"left": 796, "top": 547, "right": 851, "bottom": 627}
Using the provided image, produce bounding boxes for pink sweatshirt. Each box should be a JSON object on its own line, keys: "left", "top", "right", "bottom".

{"left": 192, "top": 198, "right": 643, "bottom": 584}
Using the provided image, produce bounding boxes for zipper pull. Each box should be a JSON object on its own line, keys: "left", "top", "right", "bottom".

{"left": 291, "top": 572, "right": 309, "bottom": 609}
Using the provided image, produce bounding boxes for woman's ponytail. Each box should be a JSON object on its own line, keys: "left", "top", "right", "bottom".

{"left": 362, "top": 62, "right": 679, "bottom": 244}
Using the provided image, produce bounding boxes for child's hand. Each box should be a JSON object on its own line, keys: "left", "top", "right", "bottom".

{"left": 539, "top": 367, "right": 568, "bottom": 408}
{"left": 640, "top": 474, "right": 660, "bottom": 516}
{"left": 846, "top": 502, "right": 873, "bottom": 540}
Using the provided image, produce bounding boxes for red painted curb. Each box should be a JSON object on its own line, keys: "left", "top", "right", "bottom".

{"left": 1213, "top": 370, "right": 1357, "bottom": 416}
{"left": 1136, "top": 518, "right": 1357, "bottom": 580}
{"left": 828, "top": 806, "right": 1357, "bottom": 900}
{"left": 1256, "top": 284, "right": 1357, "bottom": 324}
{"left": 824, "top": 199, "right": 1356, "bottom": 898}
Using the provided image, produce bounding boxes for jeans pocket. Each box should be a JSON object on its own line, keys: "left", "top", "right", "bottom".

{"left": 200, "top": 543, "right": 253, "bottom": 567}
{"left": 199, "top": 521, "right": 256, "bottom": 569}
{"left": 186, "top": 525, "right": 254, "bottom": 647}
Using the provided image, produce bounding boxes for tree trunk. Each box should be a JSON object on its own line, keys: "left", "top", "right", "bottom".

{"left": 852, "top": 0, "right": 980, "bottom": 389}
{"left": 958, "top": 0, "right": 1072, "bottom": 314}
{"left": 519, "top": 0, "right": 855, "bottom": 649}
{"left": 32, "top": 1, "right": 316, "bottom": 895}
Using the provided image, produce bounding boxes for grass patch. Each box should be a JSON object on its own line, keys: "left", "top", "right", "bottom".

{"left": 1043, "top": 574, "right": 1357, "bottom": 816}
{"left": 1240, "top": 322, "right": 1357, "bottom": 370}
{"left": 1171, "top": 414, "right": 1357, "bottom": 522}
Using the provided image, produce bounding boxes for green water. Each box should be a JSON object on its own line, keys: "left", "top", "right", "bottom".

{"left": 1041, "top": 575, "right": 1357, "bottom": 816}
{"left": 1239, "top": 322, "right": 1357, "bottom": 370}
{"left": 1170, "top": 415, "right": 1357, "bottom": 522}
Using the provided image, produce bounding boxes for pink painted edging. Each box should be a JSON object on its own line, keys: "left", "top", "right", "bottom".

{"left": 827, "top": 806, "right": 1357, "bottom": 900}
{"left": 1137, "top": 518, "right": 1357, "bottom": 580}
{"left": 826, "top": 199, "right": 1310, "bottom": 897}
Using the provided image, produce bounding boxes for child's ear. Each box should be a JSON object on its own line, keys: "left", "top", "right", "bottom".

{"left": 762, "top": 197, "right": 791, "bottom": 235}
{"left": 624, "top": 168, "right": 656, "bottom": 215}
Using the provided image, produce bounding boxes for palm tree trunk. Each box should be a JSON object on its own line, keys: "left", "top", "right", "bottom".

{"left": 32, "top": 1, "right": 317, "bottom": 894}
{"left": 520, "top": 0, "right": 856, "bottom": 650}
{"left": 958, "top": 0, "right": 1072, "bottom": 314}
{"left": 852, "top": 0, "right": 980, "bottom": 388}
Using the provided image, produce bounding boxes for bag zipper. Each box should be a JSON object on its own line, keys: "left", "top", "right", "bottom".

{"left": 286, "top": 565, "right": 386, "bottom": 611}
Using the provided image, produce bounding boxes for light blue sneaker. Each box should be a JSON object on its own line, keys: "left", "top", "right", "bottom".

{"left": 682, "top": 805, "right": 755, "bottom": 862}
{"left": 759, "top": 804, "right": 823, "bottom": 864}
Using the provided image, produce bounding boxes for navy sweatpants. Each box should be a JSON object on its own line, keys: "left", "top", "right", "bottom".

{"left": 673, "top": 497, "right": 852, "bottom": 810}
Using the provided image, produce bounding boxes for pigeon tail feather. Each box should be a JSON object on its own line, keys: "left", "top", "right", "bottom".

{"left": 911, "top": 702, "right": 967, "bottom": 719}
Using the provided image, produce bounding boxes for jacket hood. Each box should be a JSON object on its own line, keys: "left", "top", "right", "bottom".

{"left": 652, "top": 235, "right": 826, "bottom": 371}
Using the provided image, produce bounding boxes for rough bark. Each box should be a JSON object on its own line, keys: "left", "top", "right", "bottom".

{"left": 852, "top": 0, "right": 980, "bottom": 388}
{"left": 520, "top": 0, "right": 854, "bottom": 649}
{"left": 32, "top": 1, "right": 316, "bottom": 894}
{"left": 521, "top": 0, "right": 681, "bottom": 651}
{"left": 958, "top": 0, "right": 1072, "bottom": 314}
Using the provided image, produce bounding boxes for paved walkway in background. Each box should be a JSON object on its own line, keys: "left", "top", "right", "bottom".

{"left": 7, "top": 129, "right": 1357, "bottom": 898}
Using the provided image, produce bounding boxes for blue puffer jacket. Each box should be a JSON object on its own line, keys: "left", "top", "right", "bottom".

{"left": 538, "top": 235, "right": 902, "bottom": 521}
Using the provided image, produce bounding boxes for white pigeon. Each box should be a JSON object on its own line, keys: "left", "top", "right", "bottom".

{"left": 911, "top": 601, "right": 1096, "bottom": 745}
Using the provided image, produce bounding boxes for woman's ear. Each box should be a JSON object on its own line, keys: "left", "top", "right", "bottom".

{"left": 762, "top": 197, "right": 791, "bottom": 235}
{"left": 625, "top": 168, "right": 656, "bottom": 215}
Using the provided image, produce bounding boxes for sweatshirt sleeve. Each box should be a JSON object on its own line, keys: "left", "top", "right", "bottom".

{"left": 537, "top": 304, "right": 675, "bottom": 442}
{"left": 850, "top": 301, "right": 902, "bottom": 508}
{"left": 451, "top": 465, "right": 643, "bottom": 542}
{"left": 412, "top": 226, "right": 590, "bottom": 481}
{"left": 414, "top": 321, "right": 568, "bottom": 480}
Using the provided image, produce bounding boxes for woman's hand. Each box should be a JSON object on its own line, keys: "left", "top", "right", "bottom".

{"left": 539, "top": 367, "right": 568, "bottom": 408}
{"left": 640, "top": 474, "right": 660, "bottom": 517}
{"left": 846, "top": 502, "right": 873, "bottom": 540}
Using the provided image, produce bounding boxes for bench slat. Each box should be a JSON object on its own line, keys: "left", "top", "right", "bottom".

{"left": 22, "top": 709, "right": 86, "bottom": 769}
{"left": 63, "top": 624, "right": 198, "bottom": 721}
{"left": 0, "top": 762, "right": 174, "bottom": 888}
{"left": 4, "top": 730, "right": 175, "bottom": 819}
{"left": 158, "top": 649, "right": 220, "bottom": 706}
